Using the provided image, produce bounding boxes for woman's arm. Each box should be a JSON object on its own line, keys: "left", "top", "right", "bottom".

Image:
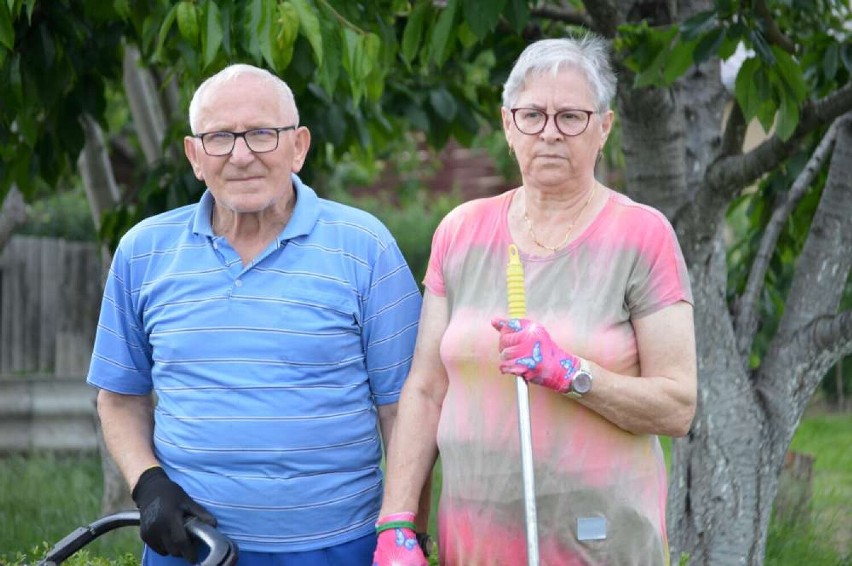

{"left": 379, "top": 290, "right": 450, "bottom": 516}
{"left": 582, "top": 300, "right": 697, "bottom": 436}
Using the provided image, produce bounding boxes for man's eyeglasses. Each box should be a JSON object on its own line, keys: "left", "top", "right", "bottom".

{"left": 194, "top": 126, "right": 297, "bottom": 156}
{"left": 510, "top": 108, "right": 595, "bottom": 137}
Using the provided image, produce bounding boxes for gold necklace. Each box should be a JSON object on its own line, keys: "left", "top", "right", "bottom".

{"left": 523, "top": 183, "right": 597, "bottom": 252}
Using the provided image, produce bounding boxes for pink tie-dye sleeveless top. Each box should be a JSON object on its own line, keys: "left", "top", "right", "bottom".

{"left": 424, "top": 188, "right": 692, "bottom": 566}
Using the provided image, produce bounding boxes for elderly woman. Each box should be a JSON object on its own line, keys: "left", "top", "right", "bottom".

{"left": 374, "top": 34, "right": 696, "bottom": 565}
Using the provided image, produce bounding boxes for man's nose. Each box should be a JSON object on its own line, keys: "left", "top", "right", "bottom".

{"left": 230, "top": 136, "right": 255, "bottom": 159}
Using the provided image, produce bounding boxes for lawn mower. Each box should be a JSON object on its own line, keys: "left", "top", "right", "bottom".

{"left": 36, "top": 510, "right": 238, "bottom": 566}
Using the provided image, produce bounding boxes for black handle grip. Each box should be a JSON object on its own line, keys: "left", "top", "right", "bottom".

{"left": 37, "top": 510, "right": 238, "bottom": 566}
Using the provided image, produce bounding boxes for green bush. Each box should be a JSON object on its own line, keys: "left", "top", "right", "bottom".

{"left": 16, "top": 185, "right": 97, "bottom": 242}
{"left": 334, "top": 189, "right": 462, "bottom": 286}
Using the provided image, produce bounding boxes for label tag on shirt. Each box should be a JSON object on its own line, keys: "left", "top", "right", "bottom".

{"left": 577, "top": 516, "right": 607, "bottom": 541}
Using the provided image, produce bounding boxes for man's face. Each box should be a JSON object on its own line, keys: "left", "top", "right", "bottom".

{"left": 183, "top": 74, "right": 310, "bottom": 214}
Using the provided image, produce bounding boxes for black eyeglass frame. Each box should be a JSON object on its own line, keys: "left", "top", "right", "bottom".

{"left": 193, "top": 125, "right": 297, "bottom": 156}
{"left": 509, "top": 108, "right": 596, "bottom": 137}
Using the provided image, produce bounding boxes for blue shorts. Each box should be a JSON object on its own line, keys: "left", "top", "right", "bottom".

{"left": 141, "top": 533, "right": 377, "bottom": 566}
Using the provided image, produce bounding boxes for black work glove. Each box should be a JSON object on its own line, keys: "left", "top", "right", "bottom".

{"left": 131, "top": 466, "right": 217, "bottom": 563}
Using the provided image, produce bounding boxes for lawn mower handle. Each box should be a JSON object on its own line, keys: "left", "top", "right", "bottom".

{"left": 37, "top": 509, "right": 238, "bottom": 566}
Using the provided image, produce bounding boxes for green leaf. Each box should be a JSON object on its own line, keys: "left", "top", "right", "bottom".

{"left": 755, "top": 98, "right": 776, "bottom": 134}
{"left": 341, "top": 27, "right": 364, "bottom": 104}
{"left": 775, "top": 82, "right": 799, "bottom": 142}
{"left": 0, "top": 0, "right": 14, "bottom": 50}
{"left": 341, "top": 27, "right": 358, "bottom": 76}
{"left": 428, "top": 0, "right": 458, "bottom": 67}
{"left": 734, "top": 57, "right": 760, "bottom": 121}
{"left": 456, "top": 21, "right": 478, "bottom": 49}
{"left": 155, "top": 3, "right": 179, "bottom": 61}
{"left": 749, "top": 28, "right": 774, "bottom": 64}
{"left": 662, "top": 39, "right": 696, "bottom": 84}
{"left": 772, "top": 46, "right": 806, "bottom": 103}
{"left": 716, "top": 30, "right": 739, "bottom": 60}
{"left": 202, "top": 2, "right": 223, "bottom": 69}
{"left": 253, "top": 0, "right": 279, "bottom": 69}
{"left": 823, "top": 42, "right": 839, "bottom": 80}
{"left": 270, "top": 1, "right": 300, "bottom": 72}
{"left": 360, "top": 32, "right": 380, "bottom": 81}
{"left": 175, "top": 1, "right": 199, "bottom": 45}
{"left": 244, "top": 0, "right": 265, "bottom": 62}
{"left": 842, "top": 42, "right": 852, "bottom": 72}
{"left": 291, "top": 0, "right": 323, "bottom": 66}
{"left": 680, "top": 9, "right": 715, "bottom": 41}
{"left": 315, "top": 16, "right": 340, "bottom": 94}
{"left": 401, "top": 0, "right": 429, "bottom": 67}
{"left": 503, "top": 0, "right": 530, "bottom": 33}
{"left": 429, "top": 86, "right": 457, "bottom": 121}
{"left": 693, "top": 26, "right": 724, "bottom": 64}
{"left": 461, "top": 0, "right": 504, "bottom": 39}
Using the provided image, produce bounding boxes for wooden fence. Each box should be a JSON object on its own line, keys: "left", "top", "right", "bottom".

{"left": 0, "top": 235, "right": 103, "bottom": 376}
{"left": 0, "top": 376, "right": 98, "bottom": 452}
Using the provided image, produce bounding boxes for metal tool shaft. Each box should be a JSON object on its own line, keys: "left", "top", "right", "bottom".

{"left": 506, "top": 244, "right": 540, "bottom": 566}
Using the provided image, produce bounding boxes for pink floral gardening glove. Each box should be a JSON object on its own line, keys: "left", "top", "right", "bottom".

{"left": 491, "top": 317, "right": 582, "bottom": 394}
{"left": 372, "top": 512, "right": 428, "bottom": 566}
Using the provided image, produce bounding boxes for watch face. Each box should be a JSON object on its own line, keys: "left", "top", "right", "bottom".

{"left": 572, "top": 371, "right": 593, "bottom": 395}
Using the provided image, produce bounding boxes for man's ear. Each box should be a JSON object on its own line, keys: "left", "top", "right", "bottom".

{"left": 184, "top": 136, "right": 204, "bottom": 180}
{"left": 291, "top": 127, "right": 312, "bottom": 173}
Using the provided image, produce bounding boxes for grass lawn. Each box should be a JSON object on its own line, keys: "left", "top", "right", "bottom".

{"left": 786, "top": 412, "right": 852, "bottom": 557}
{"left": 1, "top": 412, "right": 849, "bottom": 565}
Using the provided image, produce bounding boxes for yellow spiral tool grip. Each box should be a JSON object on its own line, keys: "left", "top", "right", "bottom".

{"left": 507, "top": 244, "right": 527, "bottom": 318}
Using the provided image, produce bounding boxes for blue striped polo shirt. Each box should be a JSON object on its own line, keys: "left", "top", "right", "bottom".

{"left": 87, "top": 174, "right": 422, "bottom": 552}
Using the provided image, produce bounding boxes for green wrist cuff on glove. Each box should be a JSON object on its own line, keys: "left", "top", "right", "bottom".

{"left": 375, "top": 520, "right": 417, "bottom": 534}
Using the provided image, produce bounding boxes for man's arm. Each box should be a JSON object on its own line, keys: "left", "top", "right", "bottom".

{"left": 96, "top": 389, "right": 159, "bottom": 490}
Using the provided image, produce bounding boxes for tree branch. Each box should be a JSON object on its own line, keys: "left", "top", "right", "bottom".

{"left": 754, "top": 0, "right": 796, "bottom": 54}
{"left": 530, "top": 4, "right": 594, "bottom": 29}
{"left": 581, "top": 0, "right": 620, "bottom": 37}
{"left": 705, "top": 78, "right": 852, "bottom": 196}
{"left": 720, "top": 100, "right": 748, "bottom": 158}
{"left": 757, "top": 113, "right": 852, "bottom": 419}
{"left": 733, "top": 116, "right": 844, "bottom": 360}
{"left": 810, "top": 311, "right": 852, "bottom": 357}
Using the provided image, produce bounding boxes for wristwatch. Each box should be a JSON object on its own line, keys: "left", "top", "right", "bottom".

{"left": 565, "top": 359, "right": 593, "bottom": 399}
{"left": 416, "top": 532, "right": 435, "bottom": 556}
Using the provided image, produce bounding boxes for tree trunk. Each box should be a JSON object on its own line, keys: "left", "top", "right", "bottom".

{"left": 611, "top": 0, "right": 852, "bottom": 561}
{"left": 80, "top": 47, "right": 175, "bottom": 515}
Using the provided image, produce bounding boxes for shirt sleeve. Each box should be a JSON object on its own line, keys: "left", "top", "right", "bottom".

{"left": 363, "top": 239, "right": 422, "bottom": 405}
{"left": 86, "top": 237, "right": 154, "bottom": 394}
{"left": 626, "top": 209, "right": 693, "bottom": 319}
{"left": 423, "top": 214, "right": 453, "bottom": 297}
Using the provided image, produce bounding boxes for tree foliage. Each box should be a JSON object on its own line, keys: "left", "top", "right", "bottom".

{"left": 1, "top": 1, "right": 851, "bottom": 563}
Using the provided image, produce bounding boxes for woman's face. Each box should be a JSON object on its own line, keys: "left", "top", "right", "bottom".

{"left": 502, "top": 67, "right": 613, "bottom": 189}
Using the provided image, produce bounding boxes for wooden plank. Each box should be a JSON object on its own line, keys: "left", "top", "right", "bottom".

{"left": 0, "top": 242, "right": 9, "bottom": 373}
{"left": 39, "top": 237, "right": 61, "bottom": 372}
{"left": 0, "top": 236, "right": 102, "bottom": 377}
{"left": 7, "top": 237, "right": 25, "bottom": 372}
{"left": 56, "top": 240, "right": 101, "bottom": 376}
{"left": 23, "top": 236, "right": 41, "bottom": 372}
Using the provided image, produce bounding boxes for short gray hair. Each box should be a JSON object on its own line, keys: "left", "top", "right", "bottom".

{"left": 501, "top": 33, "right": 616, "bottom": 114}
{"left": 188, "top": 64, "right": 299, "bottom": 134}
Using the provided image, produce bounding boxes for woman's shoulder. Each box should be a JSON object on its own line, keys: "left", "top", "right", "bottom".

{"left": 441, "top": 190, "right": 514, "bottom": 226}
{"left": 604, "top": 190, "right": 676, "bottom": 232}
